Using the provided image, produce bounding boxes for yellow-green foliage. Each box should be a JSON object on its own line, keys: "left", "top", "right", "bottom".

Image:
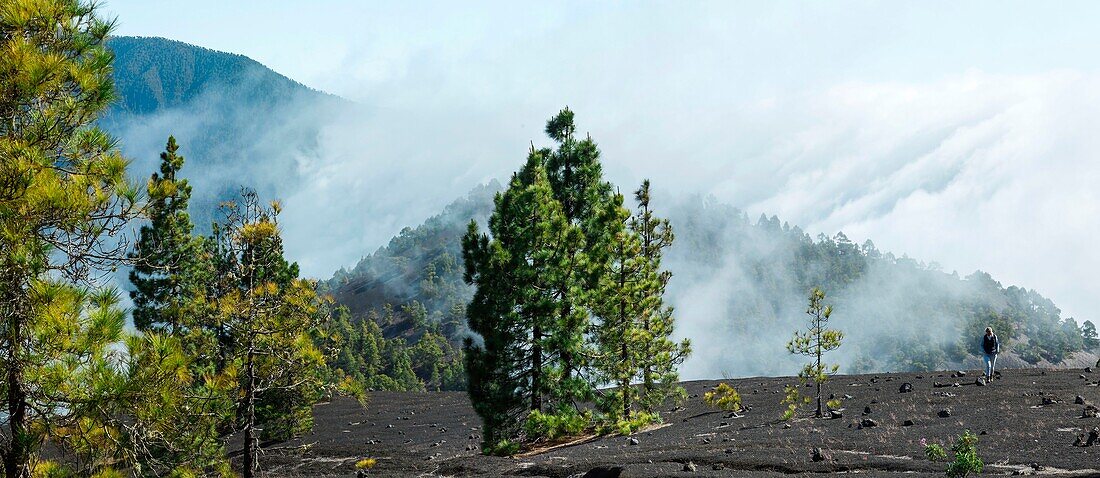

{"left": 524, "top": 408, "right": 592, "bottom": 441}
{"left": 597, "top": 411, "right": 660, "bottom": 436}
{"left": 703, "top": 383, "right": 743, "bottom": 412}
{"left": 355, "top": 458, "right": 377, "bottom": 470}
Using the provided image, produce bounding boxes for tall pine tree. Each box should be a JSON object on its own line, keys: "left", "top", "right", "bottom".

{"left": 541, "top": 108, "right": 617, "bottom": 391}
{"left": 463, "top": 152, "right": 585, "bottom": 451}
{"left": 205, "top": 190, "right": 327, "bottom": 477}
{"left": 631, "top": 180, "right": 690, "bottom": 412}
{"left": 0, "top": 2, "right": 139, "bottom": 476}
{"left": 129, "top": 136, "right": 205, "bottom": 333}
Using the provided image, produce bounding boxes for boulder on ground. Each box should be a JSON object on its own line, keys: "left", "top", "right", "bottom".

{"left": 1075, "top": 395, "right": 1087, "bottom": 405}
{"left": 859, "top": 418, "right": 878, "bottom": 428}
{"left": 583, "top": 466, "right": 624, "bottom": 478}
{"left": 899, "top": 382, "right": 913, "bottom": 393}
{"left": 812, "top": 447, "right": 831, "bottom": 462}
{"left": 938, "top": 409, "right": 952, "bottom": 418}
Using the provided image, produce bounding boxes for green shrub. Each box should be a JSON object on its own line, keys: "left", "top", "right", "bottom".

{"left": 946, "top": 430, "right": 983, "bottom": 477}
{"left": 523, "top": 408, "right": 591, "bottom": 441}
{"left": 484, "top": 439, "right": 520, "bottom": 456}
{"left": 703, "top": 383, "right": 743, "bottom": 412}
{"left": 598, "top": 411, "right": 660, "bottom": 435}
{"left": 923, "top": 441, "right": 947, "bottom": 461}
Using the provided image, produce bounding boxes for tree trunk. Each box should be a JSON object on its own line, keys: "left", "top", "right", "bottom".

{"left": 531, "top": 325, "right": 543, "bottom": 413}
{"left": 815, "top": 335, "right": 823, "bottom": 418}
{"left": 243, "top": 346, "right": 256, "bottom": 478}
{"left": 4, "top": 309, "right": 28, "bottom": 478}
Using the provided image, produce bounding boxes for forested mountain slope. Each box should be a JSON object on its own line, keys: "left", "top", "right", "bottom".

{"left": 102, "top": 36, "right": 353, "bottom": 228}
{"left": 325, "top": 187, "right": 1098, "bottom": 379}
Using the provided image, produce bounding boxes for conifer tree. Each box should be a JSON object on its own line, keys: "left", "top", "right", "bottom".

{"left": 0, "top": 2, "right": 139, "bottom": 476}
{"left": 630, "top": 181, "right": 690, "bottom": 412}
{"left": 463, "top": 153, "right": 585, "bottom": 451}
{"left": 204, "top": 191, "right": 327, "bottom": 477}
{"left": 540, "top": 108, "right": 616, "bottom": 390}
{"left": 784, "top": 287, "right": 844, "bottom": 419}
{"left": 590, "top": 194, "right": 647, "bottom": 422}
{"left": 129, "top": 136, "right": 205, "bottom": 333}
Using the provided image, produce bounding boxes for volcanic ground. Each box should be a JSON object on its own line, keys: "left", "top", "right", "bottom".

{"left": 259, "top": 368, "right": 1100, "bottom": 477}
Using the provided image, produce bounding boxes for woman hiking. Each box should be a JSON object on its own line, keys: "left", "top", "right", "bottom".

{"left": 982, "top": 327, "right": 1000, "bottom": 383}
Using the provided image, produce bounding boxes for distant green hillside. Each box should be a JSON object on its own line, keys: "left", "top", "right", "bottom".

{"left": 324, "top": 186, "right": 1099, "bottom": 378}
{"left": 101, "top": 36, "right": 353, "bottom": 229}
{"left": 107, "top": 36, "right": 337, "bottom": 114}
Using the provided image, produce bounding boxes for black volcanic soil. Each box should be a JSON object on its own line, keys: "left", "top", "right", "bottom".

{"left": 260, "top": 368, "right": 1100, "bottom": 477}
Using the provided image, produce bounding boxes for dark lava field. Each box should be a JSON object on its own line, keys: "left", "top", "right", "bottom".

{"left": 260, "top": 368, "right": 1100, "bottom": 477}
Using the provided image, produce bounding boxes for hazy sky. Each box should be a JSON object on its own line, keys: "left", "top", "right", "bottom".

{"left": 102, "top": 1, "right": 1100, "bottom": 324}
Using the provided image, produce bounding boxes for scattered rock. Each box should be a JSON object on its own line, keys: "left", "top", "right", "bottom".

{"left": 682, "top": 461, "right": 697, "bottom": 472}
{"left": 628, "top": 437, "right": 640, "bottom": 446}
{"left": 1087, "top": 367, "right": 1094, "bottom": 373}
{"left": 828, "top": 409, "right": 843, "bottom": 419}
{"left": 938, "top": 409, "right": 952, "bottom": 418}
{"left": 843, "top": 394, "right": 854, "bottom": 400}
{"left": 1042, "top": 396, "right": 1058, "bottom": 406}
{"left": 812, "top": 447, "right": 831, "bottom": 462}
{"left": 975, "top": 378, "right": 986, "bottom": 387}
{"left": 1074, "top": 427, "right": 1099, "bottom": 447}
{"left": 1075, "top": 395, "right": 1087, "bottom": 405}
{"left": 954, "top": 371, "right": 967, "bottom": 377}
{"left": 863, "top": 406, "right": 872, "bottom": 415}
{"left": 859, "top": 418, "right": 878, "bottom": 428}
{"left": 1083, "top": 405, "right": 1099, "bottom": 418}
{"left": 583, "top": 466, "right": 624, "bottom": 478}
{"left": 899, "top": 383, "right": 913, "bottom": 393}
{"left": 903, "top": 419, "right": 915, "bottom": 426}
{"left": 1081, "top": 375, "right": 1088, "bottom": 380}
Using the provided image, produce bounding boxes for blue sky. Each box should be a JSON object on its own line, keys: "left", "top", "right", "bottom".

{"left": 101, "top": 1, "right": 1100, "bottom": 326}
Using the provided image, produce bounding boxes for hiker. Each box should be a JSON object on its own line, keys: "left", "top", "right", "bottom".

{"left": 982, "top": 327, "right": 999, "bottom": 382}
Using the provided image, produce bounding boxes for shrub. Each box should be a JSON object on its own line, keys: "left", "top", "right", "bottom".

{"left": 355, "top": 458, "right": 377, "bottom": 470}
{"left": 598, "top": 411, "right": 660, "bottom": 436}
{"left": 946, "top": 430, "right": 983, "bottom": 477}
{"left": 484, "top": 439, "right": 521, "bottom": 456}
{"left": 703, "top": 383, "right": 743, "bottom": 412}
{"left": 922, "top": 439, "right": 948, "bottom": 461}
{"left": 524, "top": 408, "right": 591, "bottom": 441}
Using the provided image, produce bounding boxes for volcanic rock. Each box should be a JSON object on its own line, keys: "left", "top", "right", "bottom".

{"left": 1083, "top": 405, "right": 1099, "bottom": 418}
{"left": 1075, "top": 395, "right": 1087, "bottom": 405}
{"left": 899, "top": 383, "right": 913, "bottom": 393}
{"left": 828, "top": 409, "right": 843, "bottom": 419}
{"left": 859, "top": 418, "right": 878, "bottom": 428}
{"left": 938, "top": 409, "right": 952, "bottom": 418}
{"left": 863, "top": 406, "right": 872, "bottom": 415}
{"left": 903, "top": 419, "right": 915, "bottom": 426}
{"left": 583, "top": 467, "right": 624, "bottom": 478}
{"left": 683, "top": 461, "right": 697, "bottom": 472}
{"left": 812, "top": 447, "right": 831, "bottom": 462}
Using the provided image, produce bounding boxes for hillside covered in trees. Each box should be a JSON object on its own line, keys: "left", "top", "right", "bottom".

{"left": 101, "top": 36, "right": 353, "bottom": 228}
{"left": 323, "top": 188, "right": 1098, "bottom": 382}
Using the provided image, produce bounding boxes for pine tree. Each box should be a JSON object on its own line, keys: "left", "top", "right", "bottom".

{"left": 784, "top": 287, "right": 844, "bottom": 419}
{"left": 631, "top": 181, "right": 691, "bottom": 413}
{"left": 0, "top": 3, "right": 139, "bottom": 476}
{"left": 463, "top": 153, "right": 585, "bottom": 451}
{"left": 541, "top": 108, "right": 616, "bottom": 391}
{"left": 204, "top": 190, "right": 327, "bottom": 477}
{"left": 129, "top": 136, "right": 205, "bottom": 333}
{"left": 590, "top": 194, "right": 647, "bottom": 422}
